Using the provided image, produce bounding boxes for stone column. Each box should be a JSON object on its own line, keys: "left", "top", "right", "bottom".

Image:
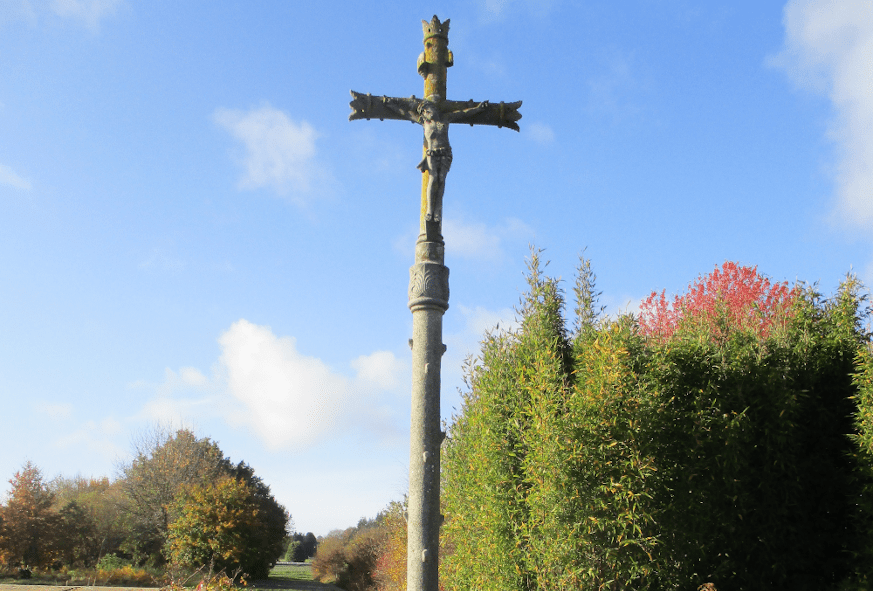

{"left": 406, "top": 220, "right": 448, "bottom": 591}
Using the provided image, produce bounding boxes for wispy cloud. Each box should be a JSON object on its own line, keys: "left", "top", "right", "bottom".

{"left": 585, "top": 51, "right": 644, "bottom": 123}
{"left": 456, "top": 305, "right": 519, "bottom": 344}
{"left": 442, "top": 217, "right": 534, "bottom": 261}
{"left": 0, "top": 163, "right": 32, "bottom": 191}
{"left": 213, "top": 103, "right": 332, "bottom": 204}
{"left": 770, "top": 0, "right": 873, "bottom": 230}
{"left": 51, "top": 0, "right": 121, "bottom": 31}
{"left": 54, "top": 418, "right": 125, "bottom": 463}
{"left": 138, "top": 244, "right": 185, "bottom": 272}
{"left": 525, "top": 122, "right": 555, "bottom": 145}
{"left": 441, "top": 304, "right": 519, "bottom": 416}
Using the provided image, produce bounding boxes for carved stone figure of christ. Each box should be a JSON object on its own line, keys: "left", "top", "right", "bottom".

{"left": 383, "top": 95, "right": 488, "bottom": 222}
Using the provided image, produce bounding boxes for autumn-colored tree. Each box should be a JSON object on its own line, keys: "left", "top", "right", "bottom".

{"left": 0, "top": 462, "right": 62, "bottom": 569}
{"left": 312, "top": 516, "right": 391, "bottom": 591}
{"left": 226, "top": 461, "right": 289, "bottom": 577}
{"left": 118, "top": 427, "right": 231, "bottom": 564}
{"left": 50, "top": 475, "right": 127, "bottom": 566}
{"left": 165, "top": 475, "right": 263, "bottom": 577}
{"left": 638, "top": 261, "right": 796, "bottom": 343}
{"left": 372, "top": 501, "right": 406, "bottom": 591}
{"left": 311, "top": 529, "right": 351, "bottom": 586}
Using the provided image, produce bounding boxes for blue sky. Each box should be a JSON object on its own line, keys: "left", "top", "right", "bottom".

{"left": 1, "top": 0, "right": 871, "bottom": 536}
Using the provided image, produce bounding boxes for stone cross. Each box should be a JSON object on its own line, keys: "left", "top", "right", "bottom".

{"left": 348, "top": 15, "right": 521, "bottom": 591}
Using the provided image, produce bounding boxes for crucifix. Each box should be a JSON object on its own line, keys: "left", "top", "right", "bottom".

{"left": 349, "top": 16, "right": 521, "bottom": 591}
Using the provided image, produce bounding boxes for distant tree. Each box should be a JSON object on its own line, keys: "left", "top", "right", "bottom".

{"left": 0, "top": 462, "right": 62, "bottom": 569}
{"left": 287, "top": 531, "right": 318, "bottom": 562}
{"left": 311, "top": 529, "right": 351, "bottom": 586}
{"left": 301, "top": 532, "right": 317, "bottom": 560}
{"left": 56, "top": 500, "right": 98, "bottom": 567}
{"left": 49, "top": 475, "right": 127, "bottom": 564}
{"left": 283, "top": 538, "right": 299, "bottom": 562}
{"left": 118, "top": 427, "right": 231, "bottom": 564}
{"left": 312, "top": 519, "right": 387, "bottom": 591}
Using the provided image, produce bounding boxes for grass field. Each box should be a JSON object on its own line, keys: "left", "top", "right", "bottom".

{"left": 251, "top": 563, "right": 342, "bottom": 590}
{"left": 267, "top": 564, "right": 313, "bottom": 582}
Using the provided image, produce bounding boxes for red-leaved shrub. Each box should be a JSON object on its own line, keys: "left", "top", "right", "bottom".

{"left": 638, "top": 261, "right": 796, "bottom": 343}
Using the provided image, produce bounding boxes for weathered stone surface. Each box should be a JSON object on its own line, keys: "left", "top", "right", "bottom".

{"left": 347, "top": 15, "right": 521, "bottom": 591}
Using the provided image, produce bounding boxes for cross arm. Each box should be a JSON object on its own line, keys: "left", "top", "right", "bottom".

{"left": 442, "top": 99, "right": 522, "bottom": 131}
{"left": 349, "top": 90, "right": 422, "bottom": 123}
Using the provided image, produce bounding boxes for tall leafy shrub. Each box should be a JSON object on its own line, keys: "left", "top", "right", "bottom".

{"left": 641, "top": 271, "right": 867, "bottom": 589}
{"left": 443, "top": 257, "right": 871, "bottom": 590}
{"left": 442, "top": 250, "right": 571, "bottom": 591}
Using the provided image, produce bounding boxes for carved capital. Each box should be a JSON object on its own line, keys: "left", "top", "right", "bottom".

{"left": 408, "top": 261, "right": 449, "bottom": 312}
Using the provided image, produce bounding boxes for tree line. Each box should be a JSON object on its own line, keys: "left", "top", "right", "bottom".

{"left": 0, "top": 427, "right": 290, "bottom": 580}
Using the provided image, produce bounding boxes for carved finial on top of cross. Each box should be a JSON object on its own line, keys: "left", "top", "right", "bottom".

{"left": 422, "top": 15, "right": 449, "bottom": 40}
{"left": 418, "top": 16, "right": 452, "bottom": 98}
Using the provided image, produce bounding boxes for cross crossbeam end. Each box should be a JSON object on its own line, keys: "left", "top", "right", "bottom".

{"left": 442, "top": 99, "right": 522, "bottom": 131}
{"left": 349, "top": 91, "right": 421, "bottom": 123}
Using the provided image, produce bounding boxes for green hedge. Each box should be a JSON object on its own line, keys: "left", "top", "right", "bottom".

{"left": 442, "top": 256, "right": 872, "bottom": 591}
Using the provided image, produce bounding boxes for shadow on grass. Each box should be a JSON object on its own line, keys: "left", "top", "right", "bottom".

{"left": 250, "top": 581, "right": 343, "bottom": 591}
{"left": 250, "top": 564, "right": 343, "bottom": 591}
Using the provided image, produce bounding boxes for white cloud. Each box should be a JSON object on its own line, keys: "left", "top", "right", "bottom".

{"left": 139, "top": 395, "right": 210, "bottom": 426}
{"left": 136, "top": 320, "right": 409, "bottom": 452}
{"left": 483, "top": 0, "right": 510, "bottom": 17}
{"left": 138, "top": 367, "right": 216, "bottom": 425}
{"left": 457, "top": 305, "right": 519, "bottom": 343}
{"left": 51, "top": 0, "right": 121, "bottom": 31}
{"left": 600, "top": 294, "right": 644, "bottom": 320}
{"left": 525, "top": 122, "right": 555, "bottom": 145}
{"left": 179, "top": 366, "right": 208, "bottom": 387}
{"left": 351, "top": 350, "right": 405, "bottom": 390}
{"left": 218, "top": 320, "right": 351, "bottom": 449}
{"left": 213, "top": 103, "right": 331, "bottom": 203}
{"left": 442, "top": 217, "right": 534, "bottom": 261}
{"left": 0, "top": 163, "right": 32, "bottom": 190}
{"left": 770, "top": 0, "right": 873, "bottom": 229}
{"left": 444, "top": 305, "right": 518, "bottom": 369}
{"left": 440, "top": 304, "right": 519, "bottom": 416}
{"left": 585, "top": 52, "right": 643, "bottom": 123}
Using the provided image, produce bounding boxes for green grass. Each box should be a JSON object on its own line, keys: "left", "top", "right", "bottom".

{"left": 268, "top": 564, "right": 313, "bottom": 582}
